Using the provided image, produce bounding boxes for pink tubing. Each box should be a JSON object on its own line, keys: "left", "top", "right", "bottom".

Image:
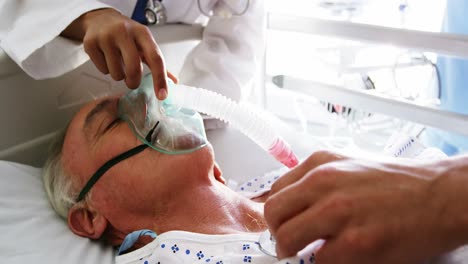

{"left": 269, "top": 138, "right": 299, "bottom": 168}
{"left": 170, "top": 83, "right": 299, "bottom": 168}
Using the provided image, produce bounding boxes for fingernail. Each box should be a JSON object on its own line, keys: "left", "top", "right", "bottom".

{"left": 158, "top": 88, "right": 168, "bottom": 100}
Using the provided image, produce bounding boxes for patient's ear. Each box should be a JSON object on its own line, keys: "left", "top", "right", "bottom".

{"left": 68, "top": 205, "right": 108, "bottom": 239}
{"left": 213, "top": 162, "right": 225, "bottom": 184}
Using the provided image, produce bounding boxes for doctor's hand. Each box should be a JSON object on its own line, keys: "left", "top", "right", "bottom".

{"left": 264, "top": 151, "right": 468, "bottom": 264}
{"left": 61, "top": 8, "right": 171, "bottom": 100}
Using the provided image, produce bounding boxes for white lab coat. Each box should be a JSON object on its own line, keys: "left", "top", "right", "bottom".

{"left": 0, "top": 0, "right": 264, "bottom": 100}
{"left": 178, "top": 0, "right": 265, "bottom": 101}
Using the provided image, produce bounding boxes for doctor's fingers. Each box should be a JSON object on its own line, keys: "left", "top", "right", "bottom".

{"left": 134, "top": 27, "right": 168, "bottom": 100}
{"left": 84, "top": 38, "right": 109, "bottom": 75}
{"left": 167, "top": 71, "right": 178, "bottom": 84}
{"left": 265, "top": 165, "right": 341, "bottom": 235}
{"left": 270, "top": 150, "right": 346, "bottom": 196}
{"left": 274, "top": 196, "right": 352, "bottom": 259}
{"left": 313, "top": 229, "right": 401, "bottom": 264}
{"left": 116, "top": 32, "right": 143, "bottom": 89}
{"left": 96, "top": 35, "right": 126, "bottom": 82}
{"left": 312, "top": 238, "right": 359, "bottom": 264}
{"left": 82, "top": 25, "right": 126, "bottom": 82}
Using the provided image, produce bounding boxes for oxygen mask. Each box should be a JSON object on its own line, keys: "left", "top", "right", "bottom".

{"left": 118, "top": 77, "right": 208, "bottom": 154}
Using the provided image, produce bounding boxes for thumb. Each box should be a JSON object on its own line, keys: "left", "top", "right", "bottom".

{"left": 167, "top": 71, "right": 178, "bottom": 84}
{"left": 270, "top": 150, "right": 346, "bottom": 195}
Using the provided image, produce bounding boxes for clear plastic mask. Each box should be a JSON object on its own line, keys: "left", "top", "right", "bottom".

{"left": 118, "top": 76, "right": 208, "bottom": 154}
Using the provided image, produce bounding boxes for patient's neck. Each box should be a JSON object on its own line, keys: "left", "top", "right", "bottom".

{"left": 153, "top": 180, "right": 267, "bottom": 235}
{"left": 106, "top": 178, "right": 267, "bottom": 250}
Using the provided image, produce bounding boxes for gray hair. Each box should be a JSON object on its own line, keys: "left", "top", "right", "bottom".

{"left": 42, "top": 125, "right": 89, "bottom": 219}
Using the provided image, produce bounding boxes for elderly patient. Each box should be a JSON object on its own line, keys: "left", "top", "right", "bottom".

{"left": 42, "top": 94, "right": 316, "bottom": 264}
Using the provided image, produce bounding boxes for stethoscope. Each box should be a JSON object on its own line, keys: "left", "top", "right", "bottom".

{"left": 258, "top": 230, "right": 323, "bottom": 261}
{"left": 258, "top": 230, "right": 277, "bottom": 258}
{"left": 144, "top": 0, "right": 250, "bottom": 25}
{"left": 197, "top": 0, "right": 251, "bottom": 17}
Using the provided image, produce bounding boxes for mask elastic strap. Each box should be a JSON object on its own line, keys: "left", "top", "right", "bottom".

{"left": 76, "top": 121, "right": 159, "bottom": 202}
{"left": 76, "top": 144, "right": 148, "bottom": 202}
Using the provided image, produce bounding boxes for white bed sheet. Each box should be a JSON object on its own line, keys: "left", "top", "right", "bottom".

{"left": 0, "top": 161, "right": 114, "bottom": 263}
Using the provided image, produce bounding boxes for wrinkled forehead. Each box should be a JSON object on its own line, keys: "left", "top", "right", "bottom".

{"left": 61, "top": 97, "right": 116, "bottom": 183}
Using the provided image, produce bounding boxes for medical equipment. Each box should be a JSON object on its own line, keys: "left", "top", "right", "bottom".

{"left": 144, "top": 0, "right": 167, "bottom": 25}
{"left": 124, "top": 74, "right": 298, "bottom": 167}
{"left": 143, "top": 0, "right": 251, "bottom": 25}
{"left": 4, "top": 2, "right": 468, "bottom": 263}
{"left": 258, "top": 230, "right": 323, "bottom": 261}
{"left": 198, "top": 0, "right": 250, "bottom": 18}
{"left": 258, "top": 230, "right": 277, "bottom": 257}
{"left": 119, "top": 77, "right": 208, "bottom": 154}
{"left": 158, "top": 76, "right": 299, "bottom": 168}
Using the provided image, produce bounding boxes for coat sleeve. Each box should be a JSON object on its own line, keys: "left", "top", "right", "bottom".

{"left": 0, "top": 0, "right": 136, "bottom": 79}
{"left": 178, "top": 0, "right": 266, "bottom": 101}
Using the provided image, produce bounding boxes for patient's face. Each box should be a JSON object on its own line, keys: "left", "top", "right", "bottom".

{"left": 62, "top": 96, "right": 216, "bottom": 230}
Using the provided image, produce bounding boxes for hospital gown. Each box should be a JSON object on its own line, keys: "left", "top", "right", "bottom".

{"left": 115, "top": 231, "right": 316, "bottom": 264}
{"left": 116, "top": 172, "right": 317, "bottom": 264}
{"left": 116, "top": 135, "right": 446, "bottom": 264}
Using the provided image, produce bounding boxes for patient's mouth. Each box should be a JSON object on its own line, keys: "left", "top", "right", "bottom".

{"left": 175, "top": 134, "right": 205, "bottom": 149}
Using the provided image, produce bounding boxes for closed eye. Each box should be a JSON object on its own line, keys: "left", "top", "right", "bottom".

{"left": 105, "top": 117, "right": 122, "bottom": 132}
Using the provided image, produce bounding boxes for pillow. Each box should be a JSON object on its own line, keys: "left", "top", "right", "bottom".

{"left": 0, "top": 161, "right": 114, "bottom": 264}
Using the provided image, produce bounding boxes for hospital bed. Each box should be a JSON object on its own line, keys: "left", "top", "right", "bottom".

{"left": 1, "top": 13, "right": 468, "bottom": 264}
